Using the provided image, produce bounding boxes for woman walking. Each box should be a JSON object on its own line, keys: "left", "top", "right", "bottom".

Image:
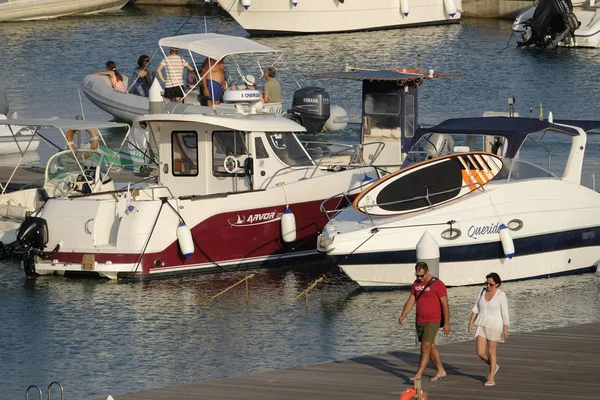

{"left": 468, "top": 272, "right": 510, "bottom": 387}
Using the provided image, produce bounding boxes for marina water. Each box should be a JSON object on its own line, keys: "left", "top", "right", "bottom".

{"left": 0, "top": 5, "right": 600, "bottom": 399}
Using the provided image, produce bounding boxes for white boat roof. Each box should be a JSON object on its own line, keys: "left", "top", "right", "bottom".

{"left": 0, "top": 117, "right": 129, "bottom": 130}
{"left": 158, "top": 33, "right": 278, "bottom": 61}
{"left": 135, "top": 113, "right": 306, "bottom": 133}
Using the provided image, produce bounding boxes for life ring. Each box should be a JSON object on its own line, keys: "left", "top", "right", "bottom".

{"left": 66, "top": 128, "right": 99, "bottom": 151}
{"left": 399, "top": 387, "right": 427, "bottom": 400}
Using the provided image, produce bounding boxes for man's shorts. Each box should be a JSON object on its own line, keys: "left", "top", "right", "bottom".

{"left": 164, "top": 86, "right": 185, "bottom": 100}
{"left": 416, "top": 322, "right": 440, "bottom": 344}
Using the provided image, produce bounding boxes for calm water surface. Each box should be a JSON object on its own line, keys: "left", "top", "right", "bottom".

{"left": 1, "top": 5, "right": 600, "bottom": 399}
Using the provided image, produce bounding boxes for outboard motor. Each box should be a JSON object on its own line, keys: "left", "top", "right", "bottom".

{"left": 17, "top": 216, "right": 49, "bottom": 277}
{"left": 287, "top": 87, "right": 331, "bottom": 133}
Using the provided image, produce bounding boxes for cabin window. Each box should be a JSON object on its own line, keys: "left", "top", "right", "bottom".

{"left": 365, "top": 94, "right": 401, "bottom": 116}
{"left": 404, "top": 94, "right": 415, "bottom": 138}
{"left": 255, "top": 137, "right": 269, "bottom": 159}
{"left": 212, "top": 130, "right": 248, "bottom": 175}
{"left": 171, "top": 131, "right": 198, "bottom": 176}
{"left": 266, "top": 132, "right": 313, "bottom": 167}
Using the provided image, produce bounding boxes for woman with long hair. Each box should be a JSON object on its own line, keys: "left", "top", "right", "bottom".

{"left": 96, "top": 60, "right": 125, "bottom": 92}
{"left": 468, "top": 272, "right": 510, "bottom": 387}
{"left": 130, "top": 55, "right": 153, "bottom": 96}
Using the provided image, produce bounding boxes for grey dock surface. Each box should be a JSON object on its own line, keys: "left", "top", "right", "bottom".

{"left": 89, "top": 322, "right": 600, "bottom": 399}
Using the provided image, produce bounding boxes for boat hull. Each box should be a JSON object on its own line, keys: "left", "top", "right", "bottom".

{"left": 32, "top": 168, "right": 374, "bottom": 279}
{"left": 216, "top": 0, "right": 462, "bottom": 36}
{"left": 320, "top": 180, "right": 600, "bottom": 288}
{"left": 0, "top": 0, "right": 128, "bottom": 22}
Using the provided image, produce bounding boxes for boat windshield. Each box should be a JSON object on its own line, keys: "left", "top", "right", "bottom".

{"left": 46, "top": 150, "right": 111, "bottom": 182}
{"left": 266, "top": 132, "right": 314, "bottom": 167}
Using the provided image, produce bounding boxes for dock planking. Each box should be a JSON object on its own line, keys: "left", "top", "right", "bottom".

{"left": 88, "top": 322, "right": 600, "bottom": 400}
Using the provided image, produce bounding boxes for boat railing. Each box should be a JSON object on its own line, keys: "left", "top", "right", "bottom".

{"left": 319, "top": 180, "right": 488, "bottom": 225}
{"left": 306, "top": 141, "right": 387, "bottom": 174}
{"left": 260, "top": 141, "right": 386, "bottom": 189}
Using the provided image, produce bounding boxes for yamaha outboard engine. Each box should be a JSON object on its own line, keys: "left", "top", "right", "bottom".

{"left": 288, "top": 87, "right": 331, "bottom": 133}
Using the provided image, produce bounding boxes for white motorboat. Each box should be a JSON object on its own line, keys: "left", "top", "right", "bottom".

{"left": 317, "top": 116, "right": 600, "bottom": 289}
{"left": 216, "top": 0, "right": 462, "bottom": 36}
{"left": 0, "top": 117, "right": 140, "bottom": 245}
{"left": 0, "top": 0, "right": 128, "bottom": 22}
{"left": 512, "top": 0, "right": 600, "bottom": 48}
{"left": 8, "top": 99, "right": 380, "bottom": 279}
{"left": 0, "top": 115, "right": 40, "bottom": 155}
{"left": 82, "top": 33, "right": 341, "bottom": 133}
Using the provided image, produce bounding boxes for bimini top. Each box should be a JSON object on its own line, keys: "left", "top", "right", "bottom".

{"left": 306, "top": 69, "right": 427, "bottom": 84}
{"left": 0, "top": 117, "right": 129, "bottom": 131}
{"left": 158, "top": 33, "right": 278, "bottom": 62}
{"left": 135, "top": 113, "right": 306, "bottom": 133}
{"left": 412, "top": 117, "right": 584, "bottom": 158}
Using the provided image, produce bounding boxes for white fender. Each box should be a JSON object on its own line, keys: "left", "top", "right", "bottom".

{"left": 400, "top": 0, "right": 410, "bottom": 17}
{"left": 281, "top": 206, "right": 296, "bottom": 243}
{"left": 241, "top": 0, "right": 251, "bottom": 10}
{"left": 176, "top": 222, "right": 194, "bottom": 259}
{"left": 444, "top": 0, "right": 457, "bottom": 17}
{"left": 499, "top": 223, "right": 515, "bottom": 259}
{"left": 292, "top": 0, "right": 298, "bottom": 6}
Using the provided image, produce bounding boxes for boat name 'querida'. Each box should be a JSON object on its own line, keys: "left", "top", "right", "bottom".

{"left": 228, "top": 211, "right": 281, "bottom": 227}
{"left": 468, "top": 222, "right": 501, "bottom": 239}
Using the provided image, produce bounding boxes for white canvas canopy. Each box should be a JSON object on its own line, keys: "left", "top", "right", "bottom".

{"left": 158, "top": 33, "right": 278, "bottom": 62}
{"left": 0, "top": 118, "right": 129, "bottom": 131}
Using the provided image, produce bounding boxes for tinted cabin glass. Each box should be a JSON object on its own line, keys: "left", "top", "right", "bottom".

{"left": 172, "top": 131, "right": 198, "bottom": 176}
{"left": 212, "top": 131, "right": 248, "bottom": 175}
{"left": 265, "top": 132, "right": 313, "bottom": 167}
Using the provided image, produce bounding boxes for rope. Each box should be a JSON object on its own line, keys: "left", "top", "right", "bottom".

{"left": 132, "top": 198, "right": 166, "bottom": 274}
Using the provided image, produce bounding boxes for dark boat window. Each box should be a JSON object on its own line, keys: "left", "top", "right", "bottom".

{"left": 212, "top": 130, "right": 248, "bottom": 175}
{"left": 255, "top": 137, "right": 269, "bottom": 159}
{"left": 172, "top": 131, "right": 198, "bottom": 176}
{"left": 404, "top": 94, "right": 415, "bottom": 138}
{"left": 365, "top": 94, "right": 401, "bottom": 115}
{"left": 266, "top": 132, "right": 313, "bottom": 167}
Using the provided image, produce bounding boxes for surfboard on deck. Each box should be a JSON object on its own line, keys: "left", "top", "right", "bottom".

{"left": 353, "top": 152, "right": 503, "bottom": 216}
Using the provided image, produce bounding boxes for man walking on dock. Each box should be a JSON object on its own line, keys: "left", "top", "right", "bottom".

{"left": 399, "top": 262, "right": 450, "bottom": 382}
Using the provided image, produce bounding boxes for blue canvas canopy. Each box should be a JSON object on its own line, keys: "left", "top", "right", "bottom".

{"left": 412, "top": 117, "right": 585, "bottom": 158}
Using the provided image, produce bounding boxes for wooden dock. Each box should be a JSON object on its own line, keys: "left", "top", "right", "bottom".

{"left": 89, "top": 322, "right": 600, "bottom": 400}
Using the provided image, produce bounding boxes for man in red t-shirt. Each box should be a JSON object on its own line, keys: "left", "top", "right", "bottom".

{"left": 399, "top": 262, "right": 450, "bottom": 382}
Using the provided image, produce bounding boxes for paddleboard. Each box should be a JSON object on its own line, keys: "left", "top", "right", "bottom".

{"left": 353, "top": 152, "right": 503, "bottom": 216}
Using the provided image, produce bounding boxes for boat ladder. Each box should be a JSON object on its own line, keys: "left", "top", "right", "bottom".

{"left": 25, "top": 381, "right": 64, "bottom": 400}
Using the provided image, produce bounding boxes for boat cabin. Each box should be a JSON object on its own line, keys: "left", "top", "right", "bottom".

{"left": 306, "top": 69, "right": 432, "bottom": 171}
{"left": 137, "top": 113, "right": 317, "bottom": 197}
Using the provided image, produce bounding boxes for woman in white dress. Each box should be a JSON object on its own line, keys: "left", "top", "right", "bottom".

{"left": 468, "top": 272, "right": 510, "bottom": 387}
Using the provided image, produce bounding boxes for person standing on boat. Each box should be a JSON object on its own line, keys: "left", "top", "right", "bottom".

{"left": 262, "top": 66, "right": 281, "bottom": 103}
{"left": 200, "top": 57, "right": 226, "bottom": 106}
{"left": 157, "top": 47, "right": 194, "bottom": 102}
{"left": 468, "top": 272, "right": 510, "bottom": 387}
{"left": 95, "top": 61, "right": 125, "bottom": 92}
{"left": 130, "top": 55, "right": 154, "bottom": 97}
{"left": 399, "top": 262, "right": 450, "bottom": 382}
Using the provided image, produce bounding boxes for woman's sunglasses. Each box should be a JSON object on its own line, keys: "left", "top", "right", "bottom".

{"left": 484, "top": 282, "right": 496, "bottom": 287}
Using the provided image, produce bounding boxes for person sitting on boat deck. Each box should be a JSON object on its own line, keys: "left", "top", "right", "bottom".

{"left": 200, "top": 57, "right": 226, "bottom": 106}
{"left": 229, "top": 74, "right": 256, "bottom": 91}
{"left": 130, "top": 55, "right": 154, "bottom": 97}
{"left": 262, "top": 66, "right": 281, "bottom": 104}
{"left": 95, "top": 60, "right": 126, "bottom": 92}
{"left": 156, "top": 47, "right": 194, "bottom": 102}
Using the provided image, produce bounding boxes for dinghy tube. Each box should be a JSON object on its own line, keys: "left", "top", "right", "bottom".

{"left": 281, "top": 206, "right": 296, "bottom": 243}
{"left": 499, "top": 223, "right": 515, "bottom": 259}
{"left": 176, "top": 222, "right": 194, "bottom": 259}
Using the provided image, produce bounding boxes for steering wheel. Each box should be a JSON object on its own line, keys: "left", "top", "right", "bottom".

{"left": 61, "top": 175, "right": 76, "bottom": 195}
{"left": 223, "top": 156, "right": 238, "bottom": 173}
